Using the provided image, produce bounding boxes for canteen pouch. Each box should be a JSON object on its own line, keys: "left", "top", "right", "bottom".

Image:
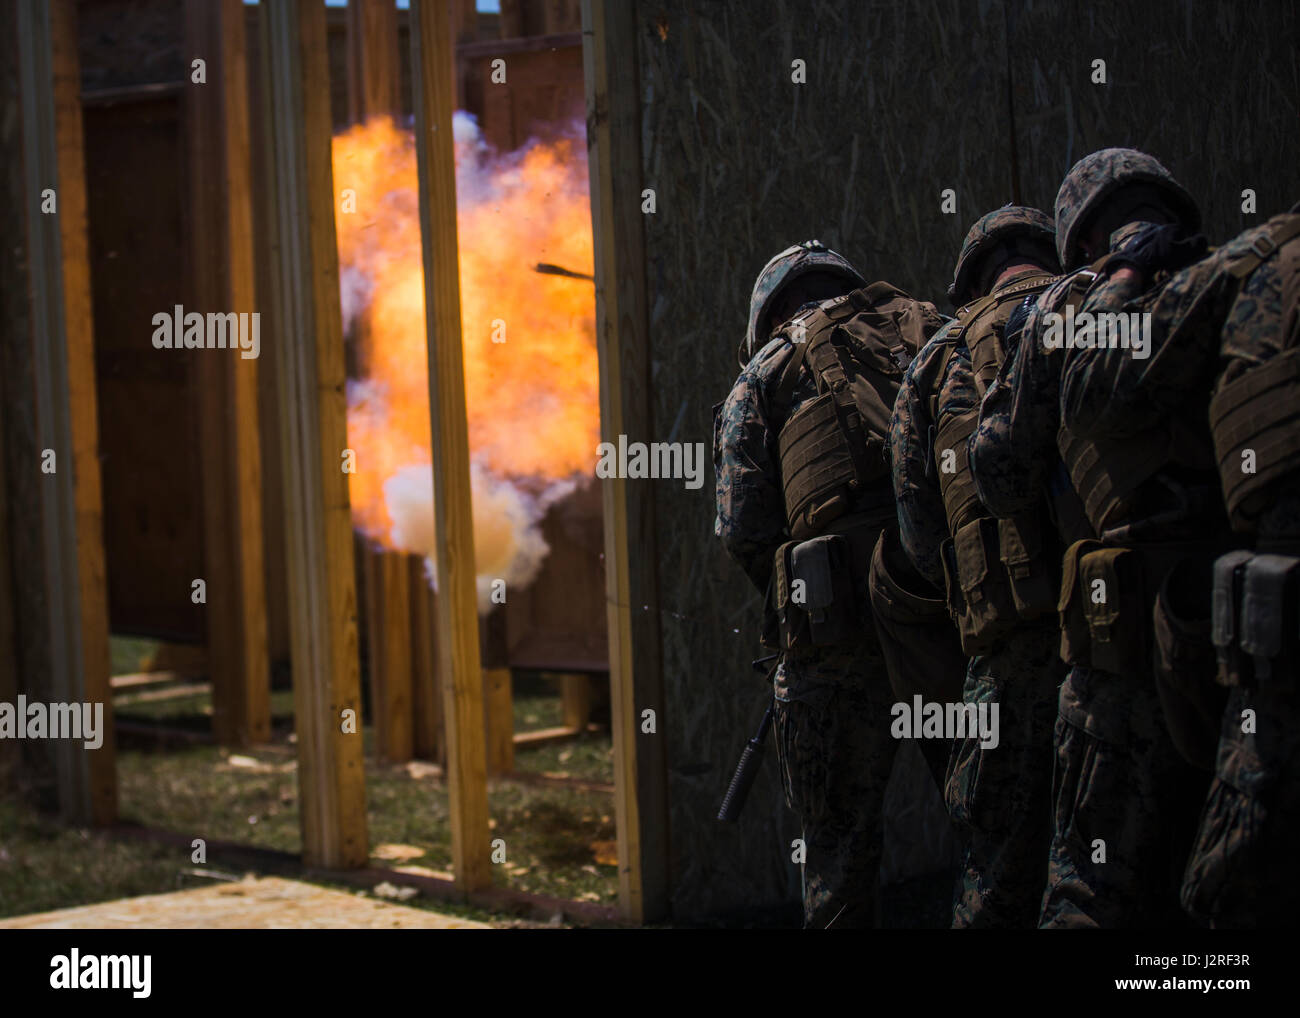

{"left": 1240, "top": 553, "right": 1300, "bottom": 685}
{"left": 1077, "top": 545, "right": 1147, "bottom": 675}
{"left": 946, "top": 517, "right": 1018, "bottom": 655}
{"left": 1152, "top": 556, "right": 1226, "bottom": 770}
{"left": 1211, "top": 550, "right": 1253, "bottom": 687}
{"left": 999, "top": 514, "right": 1056, "bottom": 620}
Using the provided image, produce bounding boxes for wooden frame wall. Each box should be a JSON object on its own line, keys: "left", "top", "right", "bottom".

{"left": 581, "top": 0, "right": 670, "bottom": 923}
{"left": 262, "top": 0, "right": 368, "bottom": 870}
{"left": 409, "top": 0, "right": 492, "bottom": 893}
{"left": 11, "top": 0, "right": 116, "bottom": 826}
{"left": 186, "top": 0, "right": 272, "bottom": 748}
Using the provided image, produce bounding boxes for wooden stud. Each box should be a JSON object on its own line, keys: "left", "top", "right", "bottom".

{"left": 409, "top": 556, "right": 444, "bottom": 765}
{"left": 560, "top": 672, "right": 591, "bottom": 732}
{"left": 346, "top": 0, "right": 401, "bottom": 126}
{"left": 409, "top": 0, "right": 491, "bottom": 892}
{"left": 581, "top": 0, "right": 670, "bottom": 923}
{"left": 345, "top": 0, "right": 420, "bottom": 769}
{"left": 364, "top": 546, "right": 414, "bottom": 763}
{"left": 185, "top": 0, "right": 272, "bottom": 748}
{"left": 262, "top": 0, "right": 369, "bottom": 869}
{"left": 12, "top": 0, "right": 117, "bottom": 825}
{"left": 482, "top": 667, "right": 514, "bottom": 775}
{"left": 0, "top": 382, "right": 15, "bottom": 787}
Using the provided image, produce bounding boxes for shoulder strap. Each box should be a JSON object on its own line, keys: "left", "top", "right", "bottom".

{"left": 1226, "top": 214, "right": 1300, "bottom": 281}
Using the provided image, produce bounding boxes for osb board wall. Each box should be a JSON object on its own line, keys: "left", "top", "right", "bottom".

{"left": 1008, "top": 0, "right": 1299, "bottom": 246}
{"left": 634, "top": 0, "right": 1298, "bottom": 920}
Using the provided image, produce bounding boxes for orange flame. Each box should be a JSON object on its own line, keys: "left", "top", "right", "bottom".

{"left": 332, "top": 114, "right": 598, "bottom": 604}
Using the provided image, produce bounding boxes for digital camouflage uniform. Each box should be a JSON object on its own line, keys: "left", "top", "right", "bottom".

{"left": 892, "top": 206, "right": 1065, "bottom": 927}
{"left": 970, "top": 150, "right": 1211, "bottom": 928}
{"left": 1059, "top": 205, "right": 1300, "bottom": 927}
{"left": 715, "top": 242, "right": 943, "bottom": 927}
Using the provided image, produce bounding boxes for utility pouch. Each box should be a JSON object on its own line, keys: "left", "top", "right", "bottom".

{"left": 1058, "top": 539, "right": 1100, "bottom": 666}
{"left": 1211, "top": 550, "right": 1253, "bottom": 687}
{"left": 999, "top": 514, "right": 1056, "bottom": 620}
{"left": 1152, "top": 557, "right": 1224, "bottom": 770}
{"left": 789, "top": 533, "right": 855, "bottom": 647}
{"left": 946, "top": 516, "right": 1017, "bottom": 655}
{"left": 1078, "top": 546, "right": 1147, "bottom": 675}
{"left": 1241, "top": 553, "right": 1300, "bottom": 685}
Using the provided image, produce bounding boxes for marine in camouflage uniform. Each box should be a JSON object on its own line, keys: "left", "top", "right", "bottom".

{"left": 1059, "top": 201, "right": 1300, "bottom": 927}
{"left": 715, "top": 241, "right": 945, "bottom": 927}
{"left": 970, "top": 149, "right": 1214, "bottom": 928}
{"left": 892, "top": 206, "right": 1065, "bottom": 927}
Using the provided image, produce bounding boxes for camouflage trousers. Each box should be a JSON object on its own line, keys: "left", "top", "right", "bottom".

{"left": 773, "top": 635, "right": 898, "bottom": 928}
{"left": 1182, "top": 684, "right": 1300, "bottom": 927}
{"left": 1039, "top": 664, "right": 1210, "bottom": 928}
{"left": 946, "top": 621, "right": 1063, "bottom": 928}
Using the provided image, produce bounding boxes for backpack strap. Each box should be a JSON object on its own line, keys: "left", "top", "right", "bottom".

{"left": 1226, "top": 214, "right": 1300, "bottom": 281}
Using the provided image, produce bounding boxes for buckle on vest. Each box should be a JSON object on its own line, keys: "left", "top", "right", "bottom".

{"left": 1251, "top": 234, "right": 1277, "bottom": 259}
{"left": 1070, "top": 269, "right": 1098, "bottom": 292}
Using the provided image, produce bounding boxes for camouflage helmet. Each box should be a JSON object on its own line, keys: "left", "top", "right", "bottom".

{"left": 1054, "top": 147, "right": 1200, "bottom": 270}
{"left": 740, "top": 240, "right": 865, "bottom": 367}
{"left": 948, "top": 204, "right": 1058, "bottom": 306}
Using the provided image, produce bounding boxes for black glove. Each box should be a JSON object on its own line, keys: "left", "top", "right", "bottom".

{"left": 1107, "top": 222, "right": 1208, "bottom": 277}
{"left": 1001, "top": 295, "right": 1035, "bottom": 351}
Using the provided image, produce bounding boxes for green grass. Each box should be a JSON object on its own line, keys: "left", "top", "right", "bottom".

{"left": 1, "top": 670, "right": 617, "bottom": 920}
{"left": 0, "top": 794, "right": 209, "bottom": 919}
{"left": 110, "top": 636, "right": 164, "bottom": 676}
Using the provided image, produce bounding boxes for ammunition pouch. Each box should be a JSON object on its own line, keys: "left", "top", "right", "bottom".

{"left": 1152, "top": 556, "right": 1226, "bottom": 770}
{"left": 1057, "top": 540, "right": 1148, "bottom": 674}
{"left": 1000, "top": 515, "right": 1057, "bottom": 619}
{"left": 1211, "top": 551, "right": 1300, "bottom": 688}
{"left": 774, "top": 516, "right": 882, "bottom": 651}
{"left": 1211, "top": 550, "right": 1254, "bottom": 688}
{"left": 940, "top": 513, "right": 1058, "bottom": 657}
{"left": 942, "top": 518, "right": 1017, "bottom": 656}
{"left": 1209, "top": 348, "right": 1300, "bottom": 533}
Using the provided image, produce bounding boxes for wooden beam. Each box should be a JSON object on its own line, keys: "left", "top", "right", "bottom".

{"left": 186, "top": 0, "right": 271, "bottom": 748}
{"left": 483, "top": 667, "right": 514, "bottom": 775}
{"left": 13, "top": 0, "right": 116, "bottom": 825}
{"left": 0, "top": 375, "right": 16, "bottom": 787}
{"left": 409, "top": 556, "right": 445, "bottom": 765}
{"left": 582, "top": 0, "right": 670, "bottom": 923}
{"left": 409, "top": 0, "right": 491, "bottom": 892}
{"left": 262, "top": 0, "right": 369, "bottom": 869}
{"left": 560, "top": 672, "right": 592, "bottom": 732}
{"left": 364, "top": 546, "right": 414, "bottom": 762}
{"left": 346, "top": 0, "right": 401, "bottom": 125}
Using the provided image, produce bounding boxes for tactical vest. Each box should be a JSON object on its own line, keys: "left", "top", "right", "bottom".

{"left": 770, "top": 282, "right": 944, "bottom": 650}
{"left": 776, "top": 281, "right": 938, "bottom": 540}
{"left": 931, "top": 273, "right": 1061, "bottom": 654}
{"left": 1051, "top": 260, "right": 1215, "bottom": 538}
{"left": 1206, "top": 212, "right": 1300, "bottom": 533}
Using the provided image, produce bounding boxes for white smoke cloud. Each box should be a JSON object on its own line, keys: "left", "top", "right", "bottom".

{"left": 381, "top": 461, "right": 580, "bottom": 614}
